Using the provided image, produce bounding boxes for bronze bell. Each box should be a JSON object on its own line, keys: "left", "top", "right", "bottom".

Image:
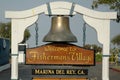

{"left": 43, "top": 16, "right": 77, "bottom": 42}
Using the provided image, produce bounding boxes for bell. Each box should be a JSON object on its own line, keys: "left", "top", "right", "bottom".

{"left": 43, "top": 16, "right": 77, "bottom": 42}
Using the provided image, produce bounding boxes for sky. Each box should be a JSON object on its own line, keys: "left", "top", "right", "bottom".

{"left": 0, "top": 0, "right": 120, "bottom": 48}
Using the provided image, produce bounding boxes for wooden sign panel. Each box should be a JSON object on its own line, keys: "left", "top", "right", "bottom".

{"left": 32, "top": 78, "right": 87, "bottom": 80}
{"left": 26, "top": 43, "right": 95, "bottom": 65}
{"left": 32, "top": 69, "right": 88, "bottom": 75}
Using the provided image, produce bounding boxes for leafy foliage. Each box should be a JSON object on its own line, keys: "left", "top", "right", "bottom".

{"left": 0, "top": 22, "right": 11, "bottom": 39}
{"left": 92, "top": 0, "right": 119, "bottom": 9}
{"left": 96, "top": 54, "right": 102, "bottom": 62}
{"left": 84, "top": 44, "right": 102, "bottom": 53}
{"left": 111, "top": 34, "right": 120, "bottom": 45}
{"left": 21, "top": 29, "right": 31, "bottom": 43}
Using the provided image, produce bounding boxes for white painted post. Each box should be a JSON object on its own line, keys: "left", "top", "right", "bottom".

{"left": 11, "top": 56, "right": 18, "bottom": 80}
{"left": 102, "top": 43, "right": 110, "bottom": 80}
{"left": 11, "top": 19, "right": 19, "bottom": 80}
{"left": 10, "top": 16, "right": 38, "bottom": 80}
{"left": 83, "top": 15, "right": 111, "bottom": 80}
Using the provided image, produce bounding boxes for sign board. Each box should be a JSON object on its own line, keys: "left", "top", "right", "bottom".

{"left": 32, "top": 78, "right": 88, "bottom": 80}
{"left": 32, "top": 69, "right": 88, "bottom": 75}
{"left": 26, "top": 43, "right": 95, "bottom": 65}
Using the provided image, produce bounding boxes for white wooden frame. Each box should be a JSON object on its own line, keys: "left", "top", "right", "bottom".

{"left": 5, "top": 1, "right": 117, "bottom": 80}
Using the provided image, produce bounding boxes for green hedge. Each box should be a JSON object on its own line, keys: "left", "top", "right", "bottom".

{"left": 96, "top": 54, "right": 102, "bottom": 62}
{"left": 95, "top": 53, "right": 119, "bottom": 63}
